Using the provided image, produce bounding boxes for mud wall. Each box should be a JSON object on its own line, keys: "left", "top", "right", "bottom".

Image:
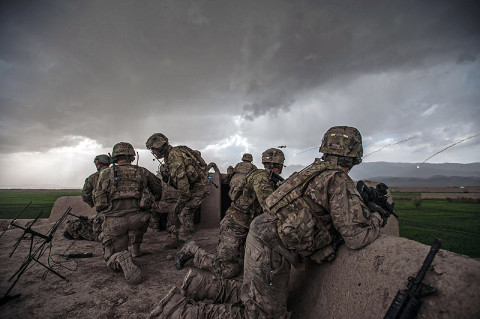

{"left": 289, "top": 235, "right": 480, "bottom": 319}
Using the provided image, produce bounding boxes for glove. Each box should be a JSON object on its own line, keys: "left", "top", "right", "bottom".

{"left": 367, "top": 202, "right": 390, "bottom": 227}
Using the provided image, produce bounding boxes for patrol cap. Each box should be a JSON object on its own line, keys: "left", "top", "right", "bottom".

{"left": 94, "top": 154, "right": 110, "bottom": 165}
{"left": 319, "top": 126, "right": 363, "bottom": 159}
{"left": 262, "top": 148, "right": 285, "bottom": 165}
{"left": 146, "top": 133, "right": 169, "bottom": 150}
{"left": 112, "top": 142, "right": 135, "bottom": 157}
{"left": 242, "top": 153, "right": 253, "bottom": 162}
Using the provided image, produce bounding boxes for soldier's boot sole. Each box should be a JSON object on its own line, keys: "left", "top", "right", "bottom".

{"left": 147, "top": 286, "right": 186, "bottom": 319}
{"left": 174, "top": 239, "right": 196, "bottom": 270}
{"left": 117, "top": 251, "right": 143, "bottom": 285}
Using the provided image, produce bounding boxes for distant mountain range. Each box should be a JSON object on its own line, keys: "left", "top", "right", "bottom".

{"left": 283, "top": 162, "right": 480, "bottom": 187}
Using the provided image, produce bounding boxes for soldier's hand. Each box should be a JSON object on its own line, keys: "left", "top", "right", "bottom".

{"left": 367, "top": 202, "right": 390, "bottom": 227}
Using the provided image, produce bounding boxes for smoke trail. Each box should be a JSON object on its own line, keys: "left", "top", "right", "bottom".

{"left": 363, "top": 136, "right": 417, "bottom": 158}
{"left": 293, "top": 146, "right": 318, "bottom": 156}
{"left": 418, "top": 133, "right": 480, "bottom": 167}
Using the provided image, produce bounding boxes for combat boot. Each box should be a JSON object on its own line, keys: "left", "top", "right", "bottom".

{"left": 147, "top": 286, "right": 187, "bottom": 319}
{"left": 131, "top": 244, "right": 142, "bottom": 257}
{"left": 174, "top": 239, "right": 199, "bottom": 270}
{"left": 117, "top": 251, "right": 143, "bottom": 284}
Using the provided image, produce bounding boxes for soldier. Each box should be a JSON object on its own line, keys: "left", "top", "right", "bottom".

{"left": 174, "top": 148, "right": 285, "bottom": 279}
{"left": 94, "top": 142, "right": 162, "bottom": 284}
{"left": 149, "top": 126, "right": 390, "bottom": 318}
{"left": 240, "top": 126, "right": 388, "bottom": 318}
{"left": 146, "top": 133, "right": 210, "bottom": 249}
{"left": 149, "top": 165, "right": 180, "bottom": 233}
{"left": 63, "top": 154, "right": 110, "bottom": 241}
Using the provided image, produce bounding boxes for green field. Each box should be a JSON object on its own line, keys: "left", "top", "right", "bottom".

{"left": 1, "top": 189, "right": 479, "bottom": 258}
{"left": 0, "top": 189, "right": 81, "bottom": 219}
{"left": 392, "top": 196, "right": 480, "bottom": 258}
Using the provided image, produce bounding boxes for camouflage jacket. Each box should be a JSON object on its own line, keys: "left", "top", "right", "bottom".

{"left": 94, "top": 163, "right": 163, "bottom": 216}
{"left": 267, "top": 159, "right": 382, "bottom": 259}
{"left": 229, "top": 169, "right": 276, "bottom": 228}
{"left": 81, "top": 171, "right": 100, "bottom": 208}
{"left": 164, "top": 146, "right": 208, "bottom": 205}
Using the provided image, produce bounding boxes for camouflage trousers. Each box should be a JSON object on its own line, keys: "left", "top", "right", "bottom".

{"left": 177, "top": 187, "right": 210, "bottom": 240}
{"left": 102, "top": 211, "right": 150, "bottom": 270}
{"left": 63, "top": 217, "right": 103, "bottom": 242}
{"left": 240, "top": 213, "right": 292, "bottom": 319}
{"left": 192, "top": 213, "right": 247, "bottom": 278}
{"left": 148, "top": 269, "right": 244, "bottom": 319}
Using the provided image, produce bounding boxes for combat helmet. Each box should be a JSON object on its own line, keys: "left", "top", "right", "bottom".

{"left": 94, "top": 154, "right": 110, "bottom": 165}
{"left": 146, "top": 133, "right": 169, "bottom": 151}
{"left": 242, "top": 153, "right": 253, "bottom": 162}
{"left": 262, "top": 148, "right": 285, "bottom": 165}
{"left": 319, "top": 126, "right": 363, "bottom": 164}
{"left": 112, "top": 142, "right": 136, "bottom": 158}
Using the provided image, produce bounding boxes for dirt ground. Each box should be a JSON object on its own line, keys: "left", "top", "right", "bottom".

{"left": 0, "top": 220, "right": 219, "bottom": 318}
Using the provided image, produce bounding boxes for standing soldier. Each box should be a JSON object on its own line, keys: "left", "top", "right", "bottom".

{"left": 94, "top": 142, "right": 162, "bottom": 284}
{"left": 174, "top": 148, "right": 285, "bottom": 279}
{"left": 63, "top": 154, "right": 110, "bottom": 241}
{"left": 148, "top": 126, "right": 390, "bottom": 318}
{"left": 146, "top": 133, "right": 209, "bottom": 249}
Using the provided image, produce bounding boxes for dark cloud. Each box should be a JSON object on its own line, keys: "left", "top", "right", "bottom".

{"left": 0, "top": 0, "right": 479, "bottom": 167}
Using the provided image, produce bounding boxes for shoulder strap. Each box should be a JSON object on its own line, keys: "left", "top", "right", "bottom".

{"left": 266, "top": 161, "right": 340, "bottom": 212}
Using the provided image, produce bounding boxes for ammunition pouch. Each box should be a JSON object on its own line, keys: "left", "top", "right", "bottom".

{"left": 139, "top": 188, "right": 154, "bottom": 210}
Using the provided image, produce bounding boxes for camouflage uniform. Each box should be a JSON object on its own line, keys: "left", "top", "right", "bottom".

{"left": 175, "top": 149, "right": 284, "bottom": 279}
{"left": 63, "top": 216, "right": 97, "bottom": 241}
{"left": 64, "top": 155, "right": 109, "bottom": 241}
{"left": 148, "top": 269, "right": 244, "bottom": 319}
{"left": 150, "top": 179, "right": 180, "bottom": 232}
{"left": 95, "top": 143, "right": 162, "bottom": 284}
{"left": 163, "top": 146, "right": 209, "bottom": 240}
{"left": 180, "top": 169, "right": 276, "bottom": 279}
{"left": 81, "top": 171, "right": 100, "bottom": 208}
{"left": 240, "top": 127, "right": 384, "bottom": 318}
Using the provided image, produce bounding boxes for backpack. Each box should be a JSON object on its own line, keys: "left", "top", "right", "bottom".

{"left": 177, "top": 146, "right": 207, "bottom": 184}
{"left": 266, "top": 160, "right": 342, "bottom": 257}
{"left": 228, "top": 162, "right": 257, "bottom": 201}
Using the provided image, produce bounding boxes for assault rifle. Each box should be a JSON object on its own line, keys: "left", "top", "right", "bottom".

{"left": 384, "top": 238, "right": 442, "bottom": 319}
{"left": 357, "top": 181, "right": 398, "bottom": 225}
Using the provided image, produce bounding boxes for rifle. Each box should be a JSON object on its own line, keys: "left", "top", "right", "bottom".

{"left": 384, "top": 238, "right": 442, "bottom": 319}
{"left": 357, "top": 181, "right": 398, "bottom": 225}
{"left": 269, "top": 171, "right": 284, "bottom": 186}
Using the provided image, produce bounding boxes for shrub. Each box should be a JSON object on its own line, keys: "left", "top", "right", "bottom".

{"left": 412, "top": 198, "right": 422, "bottom": 208}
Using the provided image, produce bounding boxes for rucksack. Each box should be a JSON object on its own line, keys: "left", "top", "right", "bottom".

{"left": 177, "top": 146, "right": 207, "bottom": 184}
{"left": 228, "top": 162, "right": 257, "bottom": 201}
{"left": 265, "top": 160, "right": 342, "bottom": 257}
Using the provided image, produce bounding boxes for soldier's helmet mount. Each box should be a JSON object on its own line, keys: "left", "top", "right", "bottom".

{"left": 146, "top": 133, "right": 169, "bottom": 157}
{"left": 112, "top": 142, "right": 136, "bottom": 160}
{"left": 94, "top": 154, "right": 111, "bottom": 165}
{"left": 262, "top": 148, "right": 285, "bottom": 166}
{"left": 320, "top": 126, "right": 363, "bottom": 165}
{"left": 242, "top": 153, "right": 253, "bottom": 162}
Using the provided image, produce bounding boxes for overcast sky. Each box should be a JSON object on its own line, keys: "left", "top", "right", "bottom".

{"left": 1, "top": 0, "right": 479, "bottom": 188}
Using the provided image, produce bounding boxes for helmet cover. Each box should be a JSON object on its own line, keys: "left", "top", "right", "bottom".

{"left": 261, "top": 148, "right": 285, "bottom": 165}
{"left": 112, "top": 142, "right": 135, "bottom": 157}
{"left": 319, "top": 126, "right": 363, "bottom": 159}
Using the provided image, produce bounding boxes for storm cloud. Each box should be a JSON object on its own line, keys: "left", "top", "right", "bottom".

{"left": 0, "top": 0, "right": 479, "bottom": 187}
